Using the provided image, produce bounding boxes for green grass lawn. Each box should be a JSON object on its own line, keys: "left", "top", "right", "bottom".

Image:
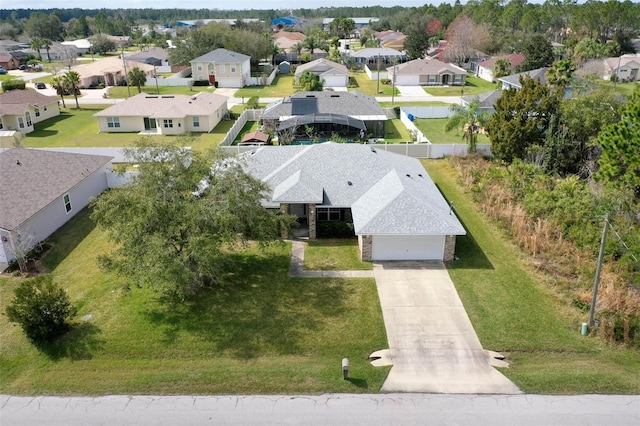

{"left": 107, "top": 85, "right": 215, "bottom": 98}
{"left": 235, "top": 74, "right": 297, "bottom": 98}
{"left": 424, "top": 76, "right": 498, "bottom": 97}
{"left": 349, "top": 72, "right": 398, "bottom": 97}
{"left": 413, "top": 118, "right": 491, "bottom": 145}
{"left": 233, "top": 121, "right": 259, "bottom": 144}
{"left": 22, "top": 106, "right": 232, "bottom": 152}
{"left": 423, "top": 159, "right": 640, "bottom": 394}
{"left": 0, "top": 209, "right": 389, "bottom": 395}
{"left": 304, "top": 239, "right": 372, "bottom": 271}
{"left": 384, "top": 118, "right": 413, "bottom": 143}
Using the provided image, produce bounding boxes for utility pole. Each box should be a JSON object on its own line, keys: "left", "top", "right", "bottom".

{"left": 391, "top": 57, "right": 396, "bottom": 105}
{"left": 122, "top": 47, "right": 131, "bottom": 98}
{"left": 154, "top": 64, "right": 159, "bottom": 95}
{"left": 376, "top": 53, "right": 381, "bottom": 94}
{"left": 588, "top": 213, "right": 609, "bottom": 327}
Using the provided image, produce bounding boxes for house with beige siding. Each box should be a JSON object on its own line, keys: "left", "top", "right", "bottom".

{"left": 0, "top": 90, "right": 60, "bottom": 135}
{"left": 94, "top": 92, "right": 228, "bottom": 135}
{"left": 72, "top": 55, "right": 155, "bottom": 88}
{"left": 388, "top": 58, "right": 466, "bottom": 86}
{"left": 190, "top": 48, "right": 251, "bottom": 88}
{"left": 294, "top": 58, "right": 349, "bottom": 88}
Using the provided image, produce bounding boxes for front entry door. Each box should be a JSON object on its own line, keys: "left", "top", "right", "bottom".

{"left": 144, "top": 117, "right": 157, "bottom": 130}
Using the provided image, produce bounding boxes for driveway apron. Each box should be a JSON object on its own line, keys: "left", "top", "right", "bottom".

{"left": 373, "top": 261, "right": 521, "bottom": 394}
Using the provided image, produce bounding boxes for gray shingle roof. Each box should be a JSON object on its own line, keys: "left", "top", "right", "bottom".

{"left": 390, "top": 58, "right": 466, "bottom": 76}
{"left": 261, "top": 91, "right": 386, "bottom": 121}
{"left": 0, "top": 149, "right": 112, "bottom": 230}
{"left": 241, "top": 143, "right": 466, "bottom": 236}
{"left": 190, "top": 48, "right": 250, "bottom": 64}
{"left": 350, "top": 47, "right": 407, "bottom": 60}
{"left": 498, "top": 67, "right": 550, "bottom": 88}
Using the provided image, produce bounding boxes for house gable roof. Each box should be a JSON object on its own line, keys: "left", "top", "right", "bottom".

{"left": 477, "top": 53, "right": 525, "bottom": 71}
{"left": 241, "top": 143, "right": 466, "bottom": 236}
{"left": 498, "top": 67, "right": 550, "bottom": 88}
{"left": 93, "top": 92, "right": 228, "bottom": 119}
{"left": 350, "top": 47, "right": 406, "bottom": 60}
{"left": 261, "top": 91, "right": 385, "bottom": 121}
{"left": 0, "top": 90, "right": 59, "bottom": 117}
{"left": 0, "top": 149, "right": 112, "bottom": 230}
{"left": 190, "top": 48, "right": 250, "bottom": 64}
{"left": 73, "top": 56, "right": 154, "bottom": 79}
{"left": 295, "top": 58, "right": 348, "bottom": 77}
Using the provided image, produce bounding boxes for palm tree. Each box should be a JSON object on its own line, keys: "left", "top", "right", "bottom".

{"left": 546, "top": 59, "right": 576, "bottom": 93}
{"left": 128, "top": 67, "right": 147, "bottom": 93}
{"left": 50, "top": 75, "right": 68, "bottom": 108}
{"left": 42, "top": 38, "right": 53, "bottom": 62}
{"left": 445, "top": 98, "right": 491, "bottom": 154}
{"left": 63, "top": 71, "right": 81, "bottom": 109}
{"left": 30, "top": 37, "right": 44, "bottom": 61}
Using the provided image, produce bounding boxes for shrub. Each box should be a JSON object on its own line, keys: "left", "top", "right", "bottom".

{"left": 317, "top": 221, "right": 355, "bottom": 238}
{"left": 246, "top": 96, "right": 259, "bottom": 109}
{"left": 192, "top": 80, "right": 210, "bottom": 87}
{"left": 2, "top": 79, "right": 26, "bottom": 92}
{"left": 381, "top": 78, "right": 391, "bottom": 85}
{"left": 5, "top": 275, "right": 77, "bottom": 345}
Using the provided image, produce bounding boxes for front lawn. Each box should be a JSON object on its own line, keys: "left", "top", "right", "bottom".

{"left": 424, "top": 75, "right": 497, "bottom": 96}
{"left": 349, "top": 72, "right": 398, "bottom": 97}
{"left": 235, "top": 74, "right": 297, "bottom": 98}
{"left": 413, "top": 118, "right": 491, "bottom": 145}
{"left": 304, "top": 239, "right": 373, "bottom": 271}
{"left": 0, "top": 209, "right": 389, "bottom": 395}
{"left": 23, "top": 106, "right": 232, "bottom": 151}
{"left": 107, "top": 85, "right": 214, "bottom": 98}
{"left": 423, "top": 159, "right": 640, "bottom": 394}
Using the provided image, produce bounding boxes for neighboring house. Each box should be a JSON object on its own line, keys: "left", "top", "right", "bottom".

{"left": 295, "top": 58, "right": 349, "bottom": 88}
{"left": 25, "top": 42, "right": 78, "bottom": 61}
{"left": 322, "top": 17, "right": 380, "bottom": 32}
{"left": 350, "top": 47, "right": 408, "bottom": 66}
{"left": 260, "top": 91, "right": 386, "bottom": 140}
{"left": 0, "top": 90, "right": 60, "bottom": 135}
{"left": 72, "top": 55, "right": 155, "bottom": 88}
{"left": 604, "top": 54, "right": 640, "bottom": 82}
{"left": 176, "top": 19, "right": 262, "bottom": 28}
{"left": 190, "top": 48, "right": 251, "bottom": 88}
{"left": 0, "top": 52, "right": 20, "bottom": 70}
{"left": 0, "top": 149, "right": 113, "bottom": 268}
{"left": 461, "top": 90, "right": 502, "bottom": 113}
{"left": 128, "top": 47, "right": 170, "bottom": 67}
{"left": 0, "top": 40, "right": 25, "bottom": 52}
{"left": 61, "top": 39, "right": 92, "bottom": 55}
{"left": 242, "top": 143, "right": 465, "bottom": 261}
{"left": 375, "top": 30, "right": 406, "bottom": 50}
{"left": 498, "top": 67, "right": 550, "bottom": 90}
{"left": 94, "top": 92, "right": 228, "bottom": 135}
{"left": 271, "top": 16, "right": 303, "bottom": 30}
{"left": 389, "top": 58, "right": 466, "bottom": 86}
{"left": 107, "top": 35, "right": 132, "bottom": 48}
{"left": 472, "top": 53, "right": 525, "bottom": 83}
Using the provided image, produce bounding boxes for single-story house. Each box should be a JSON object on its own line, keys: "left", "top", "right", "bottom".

{"left": 0, "top": 90, "right": 60, "bottom": 135}
{"left": 271, "top": 16, "right": 303, "bottom": 30}
{"left": 107, "top": 35, "right": 132, "bottom": 48}
{"left": 190, "top": 48, "right": 251, "bottom": 88}
{"left": 604, "top": 54, "right": 640, "bottom": 82}
{"left": 61, "top": 39, "right": 92, "bottom": 55}
{"left": 472, "top": 53, "right": 526, "bottom": 83}
{"left": 128, "top": 47, "right": 170, "bottom": 67}
{"left": 240, "top": 130, "right": 271, "bottom": 145}
{"left": 0, "top": 149, "right": 113, "bottom": 269}
{"left": 350, "top": 47, "right": 408, "bottom": 66}
{"left": 0, "top": 40, "right": 25, "bottom": 52}
{"left": 0, "top": 52, "right": 20, "bottom": 70}
{"left": 94, "top": 92, "right": 228, "bottom": 135}
{"left": 498, "top": 67, "right": 550, "bottom": 90}
{"left": 295, "top": 58, "right": 349, "bottom": 88}
{"left": 242, "top": 143, "right": 466, "bottom": 261}
{"left": 375, "top": 30, "right": 406, "bottom": 50}
{"left": 461, "top": 90, "right": 502, "bottom": 113}
{"left": 72, "top": 55, "right": 156, "bottom": 88}
{"left": 260, "top": 91, "right": 386, "bottom": 140}
{"left": 389, "top": 58, "right": 467, "bottom": 86}
{"left": 24, "top": 42, "right": 79, "bottom": 61}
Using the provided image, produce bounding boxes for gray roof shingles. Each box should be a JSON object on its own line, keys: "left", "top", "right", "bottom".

{"left": 241, "top": 143, "right": 466, "bottom": 236}
{"left": 261, "top": 91, "right": 385, "bottom": 120}
{"left": 0, "top": 149, "right": 112, "bottom": 230}
{"left": 190, "top": 48, "right": 250, "bottom": 64}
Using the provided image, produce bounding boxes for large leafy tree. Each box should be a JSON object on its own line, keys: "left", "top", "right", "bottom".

{"left": 595, "top": 87, "right": 640, "bottom": 198}
{"left": 404, "top": 15, "right": 441, "bottom": 60}
{"left": 519, "top": 34, "right": 554, "bottom": 72}
{"left": 128, "top": 67, "right": 147, "bottom": 93}
{"left": 25, "top": 12, "right": 64, "bottom": 40}
{"left": 445, "top": 98, "right": 491, "bottom": 153}
{"left": 91, "top": 140, "right": 295, "bottom": 300}
{"left": 487, "top": 76, "right": 560, "bottom": 164}
{"left": 546, "top": 59, "right": 576, "bottom": 93}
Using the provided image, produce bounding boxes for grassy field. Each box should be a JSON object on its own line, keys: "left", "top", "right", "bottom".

{"left": 383, "top": 118, "right": 414, "bottom": 143}
{"left": 424, "top": 76, "right": 498, "bottom": 97}
{"left": 22, "top": 105, "right": 233, "bottom": 151}
{"left": 349, "top": 72, "right": 398, "bottom": 97}
{"left": 424, "top": 159, "right": 640, "bottom": 394}
{"left": 235, "top": 74, "right": 297, "bottom": 98}
{"left": 304, "top": 239, "right": 372, "bottom": 271}
{"left": 413, "top": 118, "right": 491, "bottom": 145}
{"left": 0, "top": 209, "right": 389, "bottom": 395}
{"left": 107, "top": 85, "right": 215, "bottom": 98}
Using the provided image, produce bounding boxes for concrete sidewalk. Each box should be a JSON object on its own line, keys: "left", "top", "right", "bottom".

{"left": 373, "top": 261, "right": 521, "bottom": 394}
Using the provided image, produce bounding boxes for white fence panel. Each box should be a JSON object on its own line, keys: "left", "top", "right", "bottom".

{"left": 402, "top": 106, "right": 452, "bottom": 118}
{"left": 219, "top": 109, "right": 263, "bottom": 147}
{"left": 245, "top": 68, "right": 277, "bottom": 86}
{"left": 399, "top": 110, "right": 429, "bottom": 143}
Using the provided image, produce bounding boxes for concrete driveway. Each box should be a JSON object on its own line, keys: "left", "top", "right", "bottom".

{"left": 372, "top": 261, "right": 521, "bottom": 394}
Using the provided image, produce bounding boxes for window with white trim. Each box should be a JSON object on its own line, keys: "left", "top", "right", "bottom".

{"left": 219, "top": 64, "right": 225, "bottom": 73}
{"left": 63, "top": 193, "right": 72, "bottom": 213}
{"left": 428, "top": 75, "right": 436, "bottom": 84}
{"left": 231, "top": 65, "right": 236, "bottom": 73}
{"left": 164, "top": 119, "right": 173, "bottom": 128}
{"left": 25, "top": 111, "right": 32, "bottom": 127}
{"left": 197, "top": 63, "right": 202, "bottom": 71}
{"left": 18, "top": 117, "right": 24, "bottom": 128}
{"left": 317, "top": 208, "right": 341, "bottom": 221}
{"left": 193, "top": 116, "right": 199, "bottom": 127}
{"left": 34, "top": 108, "right": 40, "bottom": 118}
{"left": 107, "top": 117, "right": 120, "bottom": 128}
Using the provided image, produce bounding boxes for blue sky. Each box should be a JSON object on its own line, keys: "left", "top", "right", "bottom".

{"left": 7, "top": 1, "right": 435, "bottom": 10}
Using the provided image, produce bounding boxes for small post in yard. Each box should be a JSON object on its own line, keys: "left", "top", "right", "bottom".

{"left": 342, "top": 358, "right": 349, "bottom": 380}
{"left": 588, "top": 213, "right": 609, "bottom": 328}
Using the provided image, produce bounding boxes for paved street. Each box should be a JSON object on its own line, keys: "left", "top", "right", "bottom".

{"left": 2, "top": 393, "right": 638, "bottom": 425}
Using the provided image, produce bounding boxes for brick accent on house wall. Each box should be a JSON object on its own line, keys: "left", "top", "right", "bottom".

{"left": 444, "top": 235, "right": 456, "bottom": 262}
{"left": 280, "top": 204, "right": 289, "bottom": 239}
{"left": 360, "top": 235, "right": 373, "bottom": 261}
{"left": 308, "top": 203, "right": 317, "bottom": 240}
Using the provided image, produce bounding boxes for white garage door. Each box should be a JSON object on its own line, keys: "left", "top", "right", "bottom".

{"left": 372, "top": 235, "right": 445, "bottom": 261}
{"left": 322, "top": 75, "right": 347, "bottom": 87}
